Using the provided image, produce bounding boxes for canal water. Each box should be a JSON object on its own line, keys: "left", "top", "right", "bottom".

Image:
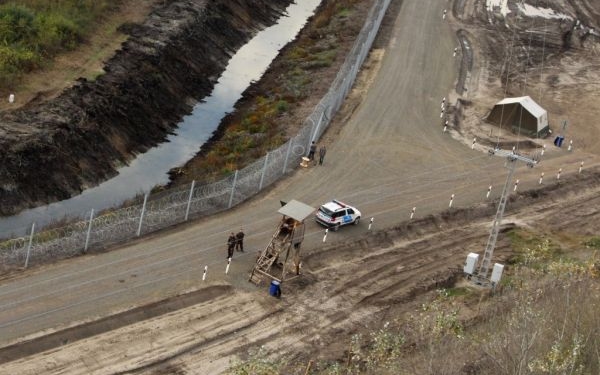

{"left": 0, "top": 0, "right": 322, "bottom": 238}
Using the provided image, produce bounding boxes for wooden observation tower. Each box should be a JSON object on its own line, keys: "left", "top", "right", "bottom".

{"left": 249, "top": 200, "right": 315, "bottom": 285}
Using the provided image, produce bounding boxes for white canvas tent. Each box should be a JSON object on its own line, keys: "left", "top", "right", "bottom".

{"left": 487, "top": 96, "right": 549, "bottom": 137}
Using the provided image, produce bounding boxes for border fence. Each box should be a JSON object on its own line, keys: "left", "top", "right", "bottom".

{"left": 0, "top": 0, "right": 392, "bottom": 268}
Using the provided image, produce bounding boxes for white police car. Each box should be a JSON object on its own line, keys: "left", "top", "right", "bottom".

{"left": 315, "top": 199, "right": 361, "bottom": 231}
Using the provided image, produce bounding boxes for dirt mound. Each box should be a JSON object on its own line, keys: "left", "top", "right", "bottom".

{"left": 4, "top": 167, "right": 600, "bottom": 373}
{"left": 0, "top": 0, "right": 292, "bottom": 216}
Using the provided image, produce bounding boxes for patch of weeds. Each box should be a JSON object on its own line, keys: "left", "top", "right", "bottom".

{"left": 276, "top": 99, "right": 288, "bottom": 113}
{"left": 288, "top": 46, "right": 308, "bottom": 60}
{"left": 228, "top": 346, "right": 285, "bottom": 375}
{"left": 336, "top": 7, "right": 352, "bottom": 18}
{"left": 584, "top": 236, "right": 600, "bottom": 249}
{"left": 248, "top": 122, "right": 267, "bottom": 134}
{"left": 507, "top": 229, "right": 561, "bottom": 268}
{"left": 444, "top": 287, "right": 470, "bottom": 298}
{"left": 302, "top": 49, "right": 338, "bottom": 70}
{"left": 87, "top": 70, "right": 105, "bottom": 81}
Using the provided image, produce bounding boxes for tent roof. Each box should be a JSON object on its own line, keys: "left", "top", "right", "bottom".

{"left": 278, "top": 199, "right": 315, "bottom": 222}
{"left": 496, "top": 96, "right": 546, "bottom": 118}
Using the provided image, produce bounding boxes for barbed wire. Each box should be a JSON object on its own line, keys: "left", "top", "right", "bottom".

{"left": 0, "top": 153, "right": 592, "bottom": 330}
{"left": 0, "top": 0, "right": 394, "bottom": 269}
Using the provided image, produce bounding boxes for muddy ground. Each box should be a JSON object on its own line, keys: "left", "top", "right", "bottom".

{"left": 1, "top": 167, "right": 599, "bottom": 374}
{"left": 0, "top": 0, "right": 292, "bottom": 216}
{"left": 1, "top": 0, "right": 600, "bottom": 373}
{"left": 448, "top": 0, "right": 600, "bottom": 156}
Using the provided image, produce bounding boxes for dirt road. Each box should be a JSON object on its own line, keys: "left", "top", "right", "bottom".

{"left": 0, "top": 0, "right": 598, "bottom": 373}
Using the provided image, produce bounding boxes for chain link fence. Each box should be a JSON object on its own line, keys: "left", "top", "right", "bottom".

{"left": 0, "top": 0, "right": 391, "bottom": 269}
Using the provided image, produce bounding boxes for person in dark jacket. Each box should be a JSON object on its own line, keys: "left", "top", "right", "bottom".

{"left": 318, "top": 145, "right": 327, "bottom": 165}
{"left": 235, "top": 229, "right": 245, "bottom": 252}
{"left": 308, "top": 141, "right": 317, "bottom": 161}
{"left": 227, "top": 233, "right": 236, "bottom": 259}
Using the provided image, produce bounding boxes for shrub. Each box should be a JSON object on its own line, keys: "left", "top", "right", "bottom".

{"left": 0, "top": 1, "right": 111, "bottom": 84}
{"left": 584, "top": 237, "right": 600, "bottom": 249}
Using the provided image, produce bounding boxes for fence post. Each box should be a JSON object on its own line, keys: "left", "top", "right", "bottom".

{"left": 137, "top": 193, "right": 148, "bottom": 237}
{"left": 310, "top": 111, "right": 325, "bottom": 144}
{"left": 228, "top": 170, "right": 239, "bottom": 208}
{"left": 259, "top": 152, "right": 270, "bottom": 191}
{"left": 185, "top": 180, "right": 196, "bottom": 221}
{"left": 283, "top": 140, "right": 293, "bottom": 174}
{"left": 84, "top": 209, "right": 95, "bottom": 253}
{"left": 24, "top": 222, "right": 35, "bottom": 269}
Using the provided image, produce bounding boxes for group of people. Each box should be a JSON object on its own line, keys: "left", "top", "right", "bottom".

{"left": 227, "top": 229, "right": 245, "bottom": 259}
{"left": 308, "top": 141, "right": 327, "bottom": 165}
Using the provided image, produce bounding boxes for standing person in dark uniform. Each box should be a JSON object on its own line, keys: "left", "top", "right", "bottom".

{"left": 235, "top": 228, "right": 245, "bottom": 252}
{"left": 318, "top": 145, "right": 327, "bottom": 165}
{"left": 308, "top": 141, "right": 317, "bottom": 161}
{"left": 227, "top": 232, "right": 236, "bottom": 259}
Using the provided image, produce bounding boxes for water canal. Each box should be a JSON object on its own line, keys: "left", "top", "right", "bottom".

{"left": 0, "top": 0, "right": 322, "bottom": 238}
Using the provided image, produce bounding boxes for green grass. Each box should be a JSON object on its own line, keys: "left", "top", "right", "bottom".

{"left": 0, "top": 0, "right": 113, "bottom": 86}
{"left": 444, "top": 287, "right": 470, "bottom": 297}
{"left": 584, "top": 236, "right": 600, "bottom": 249}
{"left": 506, "top": 229, "right": 562, "bottom": 267}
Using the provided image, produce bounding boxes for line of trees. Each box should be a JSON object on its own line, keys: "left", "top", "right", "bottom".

{"left": 0, "top": 0, "right": 112, "bottom": 86}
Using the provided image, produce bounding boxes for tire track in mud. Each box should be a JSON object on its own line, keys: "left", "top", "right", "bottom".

{"left": 0, "top": 285, "right": 232, "bottom": 365}
{"left": 3, "top": 168, "right": 600, "bottom": 373}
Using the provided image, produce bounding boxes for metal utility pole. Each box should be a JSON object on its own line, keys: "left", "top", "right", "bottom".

{"left": 472, "top": 148, "right": 537, "bottom": 285}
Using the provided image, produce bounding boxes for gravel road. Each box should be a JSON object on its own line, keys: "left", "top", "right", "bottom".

{"left": 0, "top": 0, "right": 598, "bottom": 373}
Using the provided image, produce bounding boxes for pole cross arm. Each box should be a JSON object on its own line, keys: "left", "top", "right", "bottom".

{"left": 488, "top": 147, "right": 538, "bottom": 167}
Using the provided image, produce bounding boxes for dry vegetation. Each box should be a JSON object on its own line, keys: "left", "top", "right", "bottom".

{"left": 169, "top": 0, "right": 366, "bottom": 186}
{"left": 229, "top": 231, "right": 600, "bottom": 375}
{"left": 2, "top": 1, "right": 599, "bottom": 374}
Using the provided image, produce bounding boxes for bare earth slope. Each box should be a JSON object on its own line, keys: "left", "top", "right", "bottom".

{"left": 2, "top": 167, "right": 599, "bottom": 374}
{"left": 0, "top": 0, "right": 292, "bottom": 216}
{"left": 0, "top": 0, "right": 600, "bottom": 373}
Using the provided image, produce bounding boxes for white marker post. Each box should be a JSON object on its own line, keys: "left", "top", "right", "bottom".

{"left": 410, "top": 207, "right": 416, "bottom": 219}
{"left": 512, "top": 146, "right": 516, "bottom": 153}
{"left": 443, "top": 125, "right": 447, "bottom": 133}
{"left": 557, "top": 168, "right": 562, "bottom": 180}
{"left": 8, "top": 94, "right": 15, "bottom": 103}
{"left": 449, "top": 194, "right": 455, "bottom": 208}
{"left": 443, "top": 9, "right": 447, "bottom": 19}
{"left": 513, "top": 179, "right": 519, "bottom": 192}
{"left": 225, "top": 258, "right": 231, "bottom": 274}
{"left": 368, "top": 217, "right": 374, "bottom": 230}
{"left": 486, "top": 185, "right": 492, "bottom": 199}
{"left": 440, "top": 109, "right": 444, "bottom": 118}
{"left": 471, "top": 138, "right": 476, "bottom": 149}
{"left": 579, "top": 161, "right": 584, "bottom": 174}
{"left": 453, "top": 47, "right": 457, "bottom": 57}
{"left": 568, "top": 140, "right": 573, "bottom": 152}
{"left": 202, "top": 265, "right": 208, "bottom": 281}
{"left": 539, "top": 172, "right": 544, "bottom": 185}
{"left": 322, "top": 228, "right": 328, "bottom": 242}
{"left": 541, "top": 144, "right": 546, "bottom": 156}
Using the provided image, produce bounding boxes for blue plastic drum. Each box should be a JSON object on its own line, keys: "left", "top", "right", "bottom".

{"left": 269, "top": 280, "right": 281, "bottom": 298}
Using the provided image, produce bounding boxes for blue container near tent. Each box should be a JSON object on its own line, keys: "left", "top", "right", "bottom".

{"left": 554, "top": 136, "right": 564, "bottom": 147}
{"left": 269, "top": 280, "right": 281, "bottom": 298}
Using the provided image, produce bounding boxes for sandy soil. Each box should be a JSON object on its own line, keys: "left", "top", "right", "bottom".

{"left": 2, "top": 168, "right": 600, "bottom": 374}
{"left": 1, "top": 0, "right": 600, "bottom": 374}
{"left": 448, "top": 0, "right": 600, "bottom": 156}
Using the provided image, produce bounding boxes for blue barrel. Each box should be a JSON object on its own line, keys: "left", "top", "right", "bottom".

{"left": 269, "top": 280, "right": 281, "bottom": 298}
{"left": 554, "top": 136, "right": 564, "bottom": 147}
